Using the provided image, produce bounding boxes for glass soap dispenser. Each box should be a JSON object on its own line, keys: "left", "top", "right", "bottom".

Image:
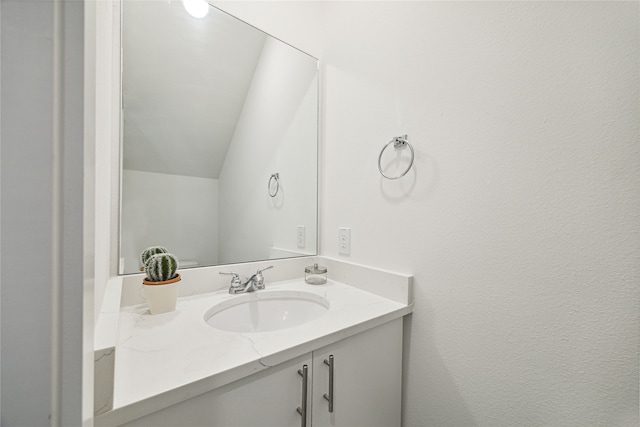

{"left": 305, "top": 263, "right": 327, "bottom": 285}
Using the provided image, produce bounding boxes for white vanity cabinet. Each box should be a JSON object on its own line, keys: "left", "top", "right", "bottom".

{"left": 119, "top": 318, "right": 403, "bottom": 427}
{"left": 311, "top": 318, "right": 403, "bottom": 427}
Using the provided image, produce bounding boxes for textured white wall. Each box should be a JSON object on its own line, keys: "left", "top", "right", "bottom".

{"left": 121, "top": 170, "right": 219, "bottom": 273}
{"left": 319, "top": 3, "right": 639, "bottom": 425}
{"left": 216, "top": 1, "right": 639, "bottom": 425}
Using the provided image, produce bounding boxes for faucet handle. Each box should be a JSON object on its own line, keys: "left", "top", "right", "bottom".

{"left": 257, "top": 265, "right": 273, "bottom": 275}
{"left": 254, "top": 266, "right": 273, "bottom": 289}
{"left": 219, "top": 271, "right": 241, "bottom": 286}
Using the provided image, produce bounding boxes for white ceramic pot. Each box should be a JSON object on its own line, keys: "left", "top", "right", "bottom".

{"left": 142, "top": 274, "right": 181, "bottom": 314}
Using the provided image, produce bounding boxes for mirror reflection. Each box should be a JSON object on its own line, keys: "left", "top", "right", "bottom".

{"left": 120, "top": 1, "right": 318, "bottom": 274}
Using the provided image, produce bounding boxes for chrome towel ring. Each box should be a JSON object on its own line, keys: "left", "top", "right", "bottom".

{"left": 378, "top": 135, "right": 415, "bottom": 180}
{"left": 268, "top": 173, "right": 280, "bottom": 197}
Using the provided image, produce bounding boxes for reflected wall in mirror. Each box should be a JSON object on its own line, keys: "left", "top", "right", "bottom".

{"left": 120, "top": 0, "right": 318, "bottom": 274}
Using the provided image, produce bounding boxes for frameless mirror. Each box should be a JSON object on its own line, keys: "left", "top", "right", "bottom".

{"left": 119, "top": 0, "right": 318, "bottom": 274}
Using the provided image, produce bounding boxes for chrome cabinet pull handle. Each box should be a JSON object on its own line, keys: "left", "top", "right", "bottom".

{"left": 297, "top": 365, "right": 308, "bottom": 427}
{"left": 323, "top": 355, "right": 334, "bottom": 413}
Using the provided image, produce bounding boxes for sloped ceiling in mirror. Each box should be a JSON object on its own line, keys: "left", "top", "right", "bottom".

{"left": 122, "top": 1, "right": 266, "bottom": 179}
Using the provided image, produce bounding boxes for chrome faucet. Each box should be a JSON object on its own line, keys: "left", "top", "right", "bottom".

{"left": 220, "top": 266, "right": 273, "bottom": 294}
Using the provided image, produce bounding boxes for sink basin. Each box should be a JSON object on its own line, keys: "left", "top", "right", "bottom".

{"left": 204, "top": 291, "right": 330, "bottom": 333}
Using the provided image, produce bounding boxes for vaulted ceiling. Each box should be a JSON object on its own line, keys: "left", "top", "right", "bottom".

{"left": 122, "top": 1, "right": 266, "bottom": 179}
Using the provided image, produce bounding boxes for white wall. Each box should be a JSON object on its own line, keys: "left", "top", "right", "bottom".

{"left": 216, "top": 1, "right": 639, "bottom": 425}
{"left": 218, "top": 36, "right": 318, "bottom": 264}
{"left": 121, "top": 170, "right": 219, "bottom": 273}
{"left": 2, "top": 4, "right": 56, "bottom": 423}
{"left": 1, "top": 0, "right": 91, "bottom": 424}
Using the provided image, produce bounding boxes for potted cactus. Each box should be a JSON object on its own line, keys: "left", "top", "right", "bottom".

{"left": 142, "top": 252, "right": 181, "bottom": 314}
{"left": 139, "top": 245, "right": 168, "bottom": 271}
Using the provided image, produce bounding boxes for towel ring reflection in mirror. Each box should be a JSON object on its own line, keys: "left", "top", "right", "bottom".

{"left": 378, "top": 135, "right": 415, "bottom": 180}
{"left": 268, "top": 173, "right": 280, "bottom": 197}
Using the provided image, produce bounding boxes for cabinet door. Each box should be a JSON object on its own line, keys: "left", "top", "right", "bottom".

{"left": 121, "top": 353, "right": 312, "bottom": 427}
{"left": 312, "top": 319, "right": 403, "bottom": 427}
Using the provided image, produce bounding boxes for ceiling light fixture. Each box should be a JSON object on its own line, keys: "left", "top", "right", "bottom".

{"left": 182, "top": 0, "right": 209, "bottom": 19}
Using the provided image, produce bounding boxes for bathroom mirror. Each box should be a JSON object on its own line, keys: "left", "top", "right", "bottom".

{"left": 119, "top": 0, "right": 318, "bottom": 274}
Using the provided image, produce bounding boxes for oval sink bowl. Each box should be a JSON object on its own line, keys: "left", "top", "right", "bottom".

{"left": 204, "top": 291, "right": 330, "bottom": 333}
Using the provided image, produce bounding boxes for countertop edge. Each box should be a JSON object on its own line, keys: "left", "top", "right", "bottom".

{"left": 95, "top": 303, "right": 413, "bottom": 427}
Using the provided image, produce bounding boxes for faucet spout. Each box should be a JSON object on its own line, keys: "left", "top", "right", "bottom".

{"left": 222, "top": 266, "right": 273, "bottom": 294}
{"left": 239, "top": 274, "right": 258, "bottom": 293}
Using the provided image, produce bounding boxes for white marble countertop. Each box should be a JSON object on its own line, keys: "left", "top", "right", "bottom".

{"left": 105, "top": 277, "right": 412, "bottom": 425}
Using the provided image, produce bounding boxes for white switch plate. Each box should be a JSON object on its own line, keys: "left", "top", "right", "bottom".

{"left": 338, "top": 227, "right": 350, "bottom": 255}
{"left": 297, "top": 226, "right": 305, "bottom": 248}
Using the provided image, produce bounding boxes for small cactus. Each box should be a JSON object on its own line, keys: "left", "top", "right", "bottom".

{"left": 145, "top": 253, "right": 179, "bottom": 282}
{"left": 140, "top": 246, "right": 168, "bottom": 269}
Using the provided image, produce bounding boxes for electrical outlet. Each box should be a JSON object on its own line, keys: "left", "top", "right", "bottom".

{"left": 338, "top": 227, "right": 350, "bottom": 255}
{"left": 297, "top": 226, "right": 305, "bottom": 248}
